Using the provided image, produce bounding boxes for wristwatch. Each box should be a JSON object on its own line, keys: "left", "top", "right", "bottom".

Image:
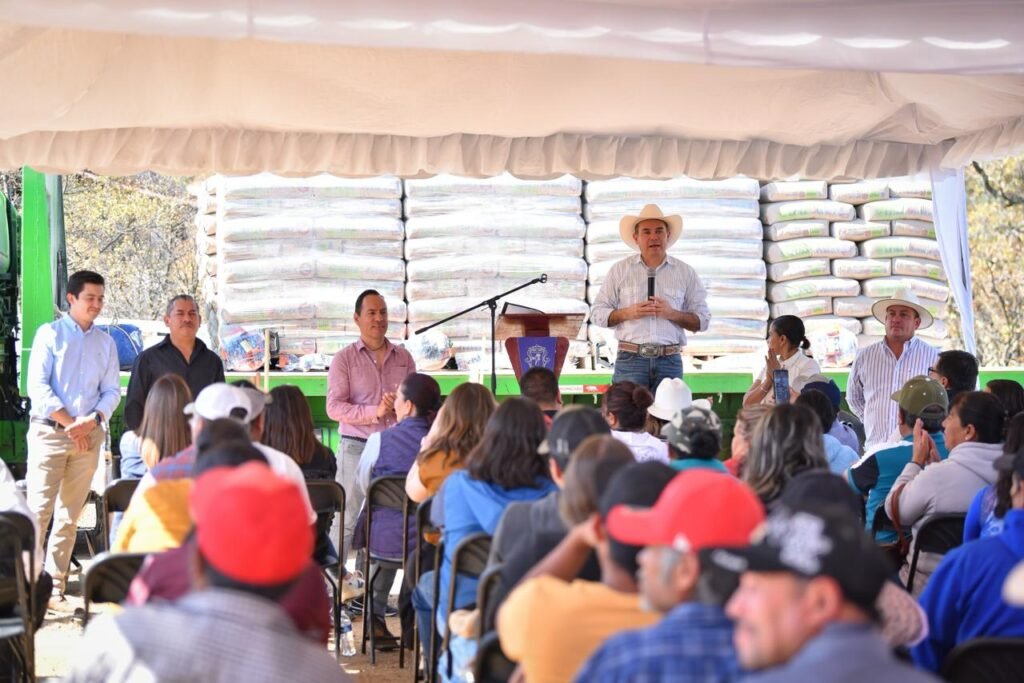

{"left": 94, "top": 413, "right": 103, "bottom": 426}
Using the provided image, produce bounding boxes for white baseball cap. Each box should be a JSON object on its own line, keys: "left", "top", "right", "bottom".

{"left": 184, "top": 383, "right": 252, "bottom": 422}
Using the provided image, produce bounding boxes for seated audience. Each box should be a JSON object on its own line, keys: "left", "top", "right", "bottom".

{"left": 602, "top": 381, "right": 669, "bottom": 463}
{"left": 577, "top": 470, "right": 765, "bottom": 682}
{"left": 646, "top": 377, "right": 693, "bottom": 436}
{"left": 519, "top": 366, "right": 562, "bottom": 421}
{"left": 719, "top": 505, "right": 939, "bottom": 682}
{"left": 405, "top": 382, "right": 496, "bottom": 503}
{"left": 124, "top": 440, "right": 330, "bottom": 644}
{"left": 119, "top": 373, "right": 192, "bottom": 479}
{"left": 497, "top": 461, "right": 677, "bottom": 683}
{"left": 411, "top": 398, "right": 556, "bottom": 668}
{"left": 928, "top": 349, "right": 979, "bottom": 405}
{"left": 69, "top": 462, "right": 346, "bottom": 681}
{"left": 794, "top": 389, "right": 858, "bottom": 474}
{"left": 986, "top": 378, "right": 1024, "bottom": 418}
{"left": 886, "top": 390, "right": 1007, "bottom": 593}
{"left": 741, "top": 404, "right": 828, "bottom": 508}
{"left": 848, "top": 376, "right": 950, "bottom": 540}
{"left": 742, "top": 315, "right": 820, "bottom": 407}
{"left": 661, "top": 404, "right": 729, "bottom": 473}
{"left": 724, "top": 405, "right": 771, "bottom": 477}
{"left": 912, "top": 436, "right": 1024, "bottom": 672}
{"left": 964, "top": 413, "right": 1024, "bottom": 541}
{"left": 801, "top": 375, "right": 861, "bottom": 453}
{"left": 353, "top": 373, "right": 441, "bottom": 639}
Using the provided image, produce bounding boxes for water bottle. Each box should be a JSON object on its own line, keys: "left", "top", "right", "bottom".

{"left": 339, "top": 609, "right": 357, "bottom": 657}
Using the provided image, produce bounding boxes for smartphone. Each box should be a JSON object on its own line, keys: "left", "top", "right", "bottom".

{"left": 773, "top": 369, "right": 791, "bottom": 405}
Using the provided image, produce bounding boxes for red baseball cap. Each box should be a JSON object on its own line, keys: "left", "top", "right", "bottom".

{"left": 191, "top": 461, "right": 312, "bottom": 586}
{"left": 607, "top": 469, "right": 764, "bottom": 553}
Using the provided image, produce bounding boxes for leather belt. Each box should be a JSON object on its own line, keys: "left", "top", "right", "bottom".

{"left": 341, "top": 435, "right": 368, "bottom": 443}
{"left": 618, "top": 342, "right": 681, "bottom": 358}
{"left": 30, "top": 417, "right": 62, "bottom": 430}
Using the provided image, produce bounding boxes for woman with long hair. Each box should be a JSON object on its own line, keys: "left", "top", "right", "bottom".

{"left": 119, "top": 373, "right": 192, "bottom": 478}
{"left": 964, "top": 413, "right": 1024, "bottom": 541}
{"left": 405, "top": 382, "right": 497, "bottom": 502}
{"left": 261, "top": 385, "right": 337, "bottom": 480}
{"left": 743, "top": 315, "right": 821, "bottom": 407}
{"left": 724, "top": 404, "right": 772, "bottom": 477}
{"left": 602, "top": 381, "right": 668, "bottom": 463}
{"left": 412, "top": 398, "right": 556, "bottom": 668}
{"left": 986, "top": 379, "right": 1024, "bottom": 418}
{"left": 742, "top": 403, "right": 828, "bottom": 506}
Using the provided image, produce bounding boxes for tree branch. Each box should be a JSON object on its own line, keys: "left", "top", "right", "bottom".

{"left": 972, "top": 161, "right": 1024, "bottom": 207}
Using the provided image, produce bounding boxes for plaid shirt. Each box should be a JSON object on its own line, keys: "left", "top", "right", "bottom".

{"left": 575, "top": 602, "right": 742, "bottom": 682}
{"left": 150, "top": 445, "right": 197, "bottom": 481}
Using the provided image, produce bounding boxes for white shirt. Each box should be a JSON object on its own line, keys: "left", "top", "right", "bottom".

{"left": 754, "top": 351, "right": 822, "bottom": 405}
{"left": 0, "top": 463, "right": 42, "bottom": 578}
{"left": 591, "top": 254, "right": 711, "bottom": 345}
{"left": 612, "top": 430, "right": 670, "bottom": 464}
{"left": 848, "top": 336, "right": 939, "bottom": 451}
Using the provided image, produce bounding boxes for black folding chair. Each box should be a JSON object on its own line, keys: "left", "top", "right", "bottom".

{"left": 361, "top": 475, "right": 413, "bottom": 666}
{"left": 0, "top": 513, "right": 37, "bottom": 682}
{"left": 906, "top": 513, "right": 966, "bottom": 593}
{"left": 941, "top": 637, "right": 1024, "bottom": 683}
{"left": 81, "top": 552, "right": 147, "bottom": 626}
{"left": 411, "top": 497, "right": 439, "bottom": 683}
{"left": 473, "top": 631, "right": 515, "bottom": 683}
{"left": 306, "top": 480, "right": 347, "bottom": 661}
{"left": 100, "top": 478, "right": 140, "bottom": 551}
{"left": 476, "top": 563, "right": 504, "bottom": 639}
{"left": 441, "top": 533, "right": 492, "bottom": 680}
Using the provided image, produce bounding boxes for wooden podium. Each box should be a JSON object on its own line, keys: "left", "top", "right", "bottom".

{"left": 498, "top": 303, "right": 585, "bottom": 381}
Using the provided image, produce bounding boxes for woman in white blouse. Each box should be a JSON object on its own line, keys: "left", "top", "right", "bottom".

{"left": 602, "top": 381, "right": 670, "bottom": 463}
{"left": 743, "top": 315, "right": 821, "bottom": 407}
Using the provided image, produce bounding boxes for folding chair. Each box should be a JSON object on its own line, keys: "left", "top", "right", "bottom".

{"left": 475, "top": 563, "right": 503, "bottom": 639}
{"left": 441, "top": 533, "right": 492, "bottom": 680}
{"left": 941, "top": 637, "right": 1024, "bottom": 683}
{"left": 473, "top": 631, "right": 515, "bottom": 683}
{"left": 361, "top": 475, "right": 413, "bottom": 666}
{"left": 100, "top": 478, "right": 140, "bottom": 551}
{"left": 906, "top": 513, "right": 965, "bottom": 593}
{"left": 81, "top": 552, "right": 147, "bottom": 626}
{"left": 0, "top": 513, "right": 37, "bottom": 682}
{"left": 411, "top": 498, "right": 443, "bottom": 683}
{"left": 305, "top": 480, "right": 346, "bottom": 661}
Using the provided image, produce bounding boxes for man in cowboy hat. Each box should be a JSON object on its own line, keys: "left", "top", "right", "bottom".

{"left": 591, "top": 204, "right": 711, "bottom": 391}
{"left": 848, "top": 287, "right": 939, "bottom": 451}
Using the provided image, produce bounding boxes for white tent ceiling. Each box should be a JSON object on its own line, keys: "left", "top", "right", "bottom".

{"left": 1, "top": 0, "right": 1023, "bottom": 178}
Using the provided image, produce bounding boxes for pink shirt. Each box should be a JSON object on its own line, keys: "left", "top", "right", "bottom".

{"left": 326, "top": 339, "right": 416, "bottom": 439}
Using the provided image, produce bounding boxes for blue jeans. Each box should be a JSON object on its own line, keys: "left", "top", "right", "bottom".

{"left": 412, "top": 570, "right": 479, "bottom": 674}
{"left": 612, "top": 351, "right": 683, "bottom": 392}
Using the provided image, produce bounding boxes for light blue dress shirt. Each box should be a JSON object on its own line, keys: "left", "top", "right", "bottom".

{"left": 27, "top": 314, "right": 121, "bottom": 420}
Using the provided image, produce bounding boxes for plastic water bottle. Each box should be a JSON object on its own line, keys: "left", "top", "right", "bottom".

{"left": 339, "top": 609, "right": 357, "bottom": 657}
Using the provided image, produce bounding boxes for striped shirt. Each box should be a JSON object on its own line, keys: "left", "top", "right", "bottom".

{"left": 590, "top": 254, "right": 710, "bottom": 345}
{"left": 848, "top": 336, "right": 938, "bottom": 450}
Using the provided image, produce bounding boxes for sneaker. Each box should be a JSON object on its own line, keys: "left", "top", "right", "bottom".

{"left": 347, "top": 597, "right": 364, "bottom": 616}
{"left": 385, "top": 605, "right": 399, "bottom": 618}
{"left": 342, "top": 571, "right": 365, "bottom": 603}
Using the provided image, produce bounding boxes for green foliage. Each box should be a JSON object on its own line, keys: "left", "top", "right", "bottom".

{"left": 962, "top": 157, "right": 1024, "bottom": 365}
{"left": 62, "top": 172, "right": 199, "bottom": 321}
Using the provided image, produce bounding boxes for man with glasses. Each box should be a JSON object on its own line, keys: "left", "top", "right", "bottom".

{"left": 591, "top": 204, "right": 710, "bottom": 391}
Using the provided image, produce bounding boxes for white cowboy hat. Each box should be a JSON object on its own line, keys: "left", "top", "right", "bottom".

{"left": 648, "top": 378, "right": 693, "bottom": 422}
{"left": 619, "top": 204, "right": 683, "bottom": 251}
{"left": 870, "top": 285, "right": 934, "bottom": 330}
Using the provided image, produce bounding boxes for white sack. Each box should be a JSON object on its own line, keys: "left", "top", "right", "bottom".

{"left": 760, "top": 200, "right": 856, "bottom": 225}
{"left": 760, "top": 181, "right": 829, "bottom": 202}
{"left": 767, "top": 259, "right": 831, "bottom": 283}
{"left": 762, "top": 220, "right": 830, "bottom": 242}
{"left": 831, "top": 257, "right": 892, "bottom": 280}
{"left": 830, "top": 220, "right": 891, "bottom": 242}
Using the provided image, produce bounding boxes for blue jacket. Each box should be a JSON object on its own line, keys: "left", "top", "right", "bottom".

{"left": 963, "top": 484, "right": 1006, "bottom": 542}
{"left": 912, "top": 509, "right": 1024, "bottom": 672}
{"left": 847, "top": 432, "right": 949, "bottom": 542}
{"left": 824, "top": 434, "right": 858, "bottom": 475}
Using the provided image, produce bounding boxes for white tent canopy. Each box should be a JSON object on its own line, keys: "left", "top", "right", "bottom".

{"left": 0, "top": 0, "right": 1022, "bottom": 178}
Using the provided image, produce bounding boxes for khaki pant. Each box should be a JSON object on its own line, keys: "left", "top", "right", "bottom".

{"left": 332, "top": 437, "right": 367, "bottom": 568}
{"left": 25, "top": 423, "right": 104, "bottom": 592}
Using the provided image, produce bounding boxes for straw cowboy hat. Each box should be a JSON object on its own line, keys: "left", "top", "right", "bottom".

{"left": 648, "top": 378, "right": 693, "bottom": 422}
{"left": 871, "top": 285, "right": 934, "bottom": 330}
{"left": 619, "top": 204, "right": 682, "bottom": 250}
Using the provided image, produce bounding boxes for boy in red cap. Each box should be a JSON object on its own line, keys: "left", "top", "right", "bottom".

{"left": 68, "top": 463, "right": 347, "bottom": 683}
{"left": 576, "top": 469, "right": 764, "bottom": 682}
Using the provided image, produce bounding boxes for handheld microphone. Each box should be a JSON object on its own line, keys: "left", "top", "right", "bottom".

{"left": 647, "top": 269, "right": 656, "bottom": 299}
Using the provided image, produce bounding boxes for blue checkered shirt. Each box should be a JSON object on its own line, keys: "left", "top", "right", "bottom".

{"left": 575, "top": 602, "right": 742, "bottom": 682}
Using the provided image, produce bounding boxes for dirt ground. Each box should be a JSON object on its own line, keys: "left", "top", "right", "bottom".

{"left": 36, "top": 561, "right": 412, "bottom": 683}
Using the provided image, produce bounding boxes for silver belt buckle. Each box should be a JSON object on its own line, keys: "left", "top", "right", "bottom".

{"left": 638, "top": 343, "right": 661, "bottom": 358}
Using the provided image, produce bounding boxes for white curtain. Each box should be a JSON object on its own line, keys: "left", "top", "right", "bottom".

{"left": 930, "top": 167, "right": 976, "bottom": 355}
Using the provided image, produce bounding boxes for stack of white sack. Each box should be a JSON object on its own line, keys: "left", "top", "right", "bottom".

{"left": 585, "top": 176, "right": 766, "bottom": 358}
{"left": 404, "top": 174, "right": 588, "bottom": 371}
{"left": 204, "top": 174, "right": 407, "bottom": 370}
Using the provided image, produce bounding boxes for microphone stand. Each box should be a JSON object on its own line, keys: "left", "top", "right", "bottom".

{"left": 415, "top": 274, "right": 547, "bottom": 394}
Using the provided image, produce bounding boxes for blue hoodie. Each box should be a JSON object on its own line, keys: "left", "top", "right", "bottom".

{"left": 432, "top": 469, "right": 557, "bottom": 625}
{"left": 912, "top": 508, "right": 1024, "bottom": 672}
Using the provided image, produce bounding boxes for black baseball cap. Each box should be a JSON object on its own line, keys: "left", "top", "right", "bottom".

{"left": 709, "top": 505, "right": 891, "bottom": 615}
{"left": 993, "top": 445, "right": 1024, "bottom": 477}
{"left": 538, "top": 406, "right": 611, "bottom": 460}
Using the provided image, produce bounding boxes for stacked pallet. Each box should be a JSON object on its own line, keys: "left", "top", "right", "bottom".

{"left": 403, "top": 174, "right": 588, "bottom": 370}
{"left": 200, "top": 174, "right": 406, "bottom": 370}
{"left": 584, "top": 177, "right": 766, "bottom": 358}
